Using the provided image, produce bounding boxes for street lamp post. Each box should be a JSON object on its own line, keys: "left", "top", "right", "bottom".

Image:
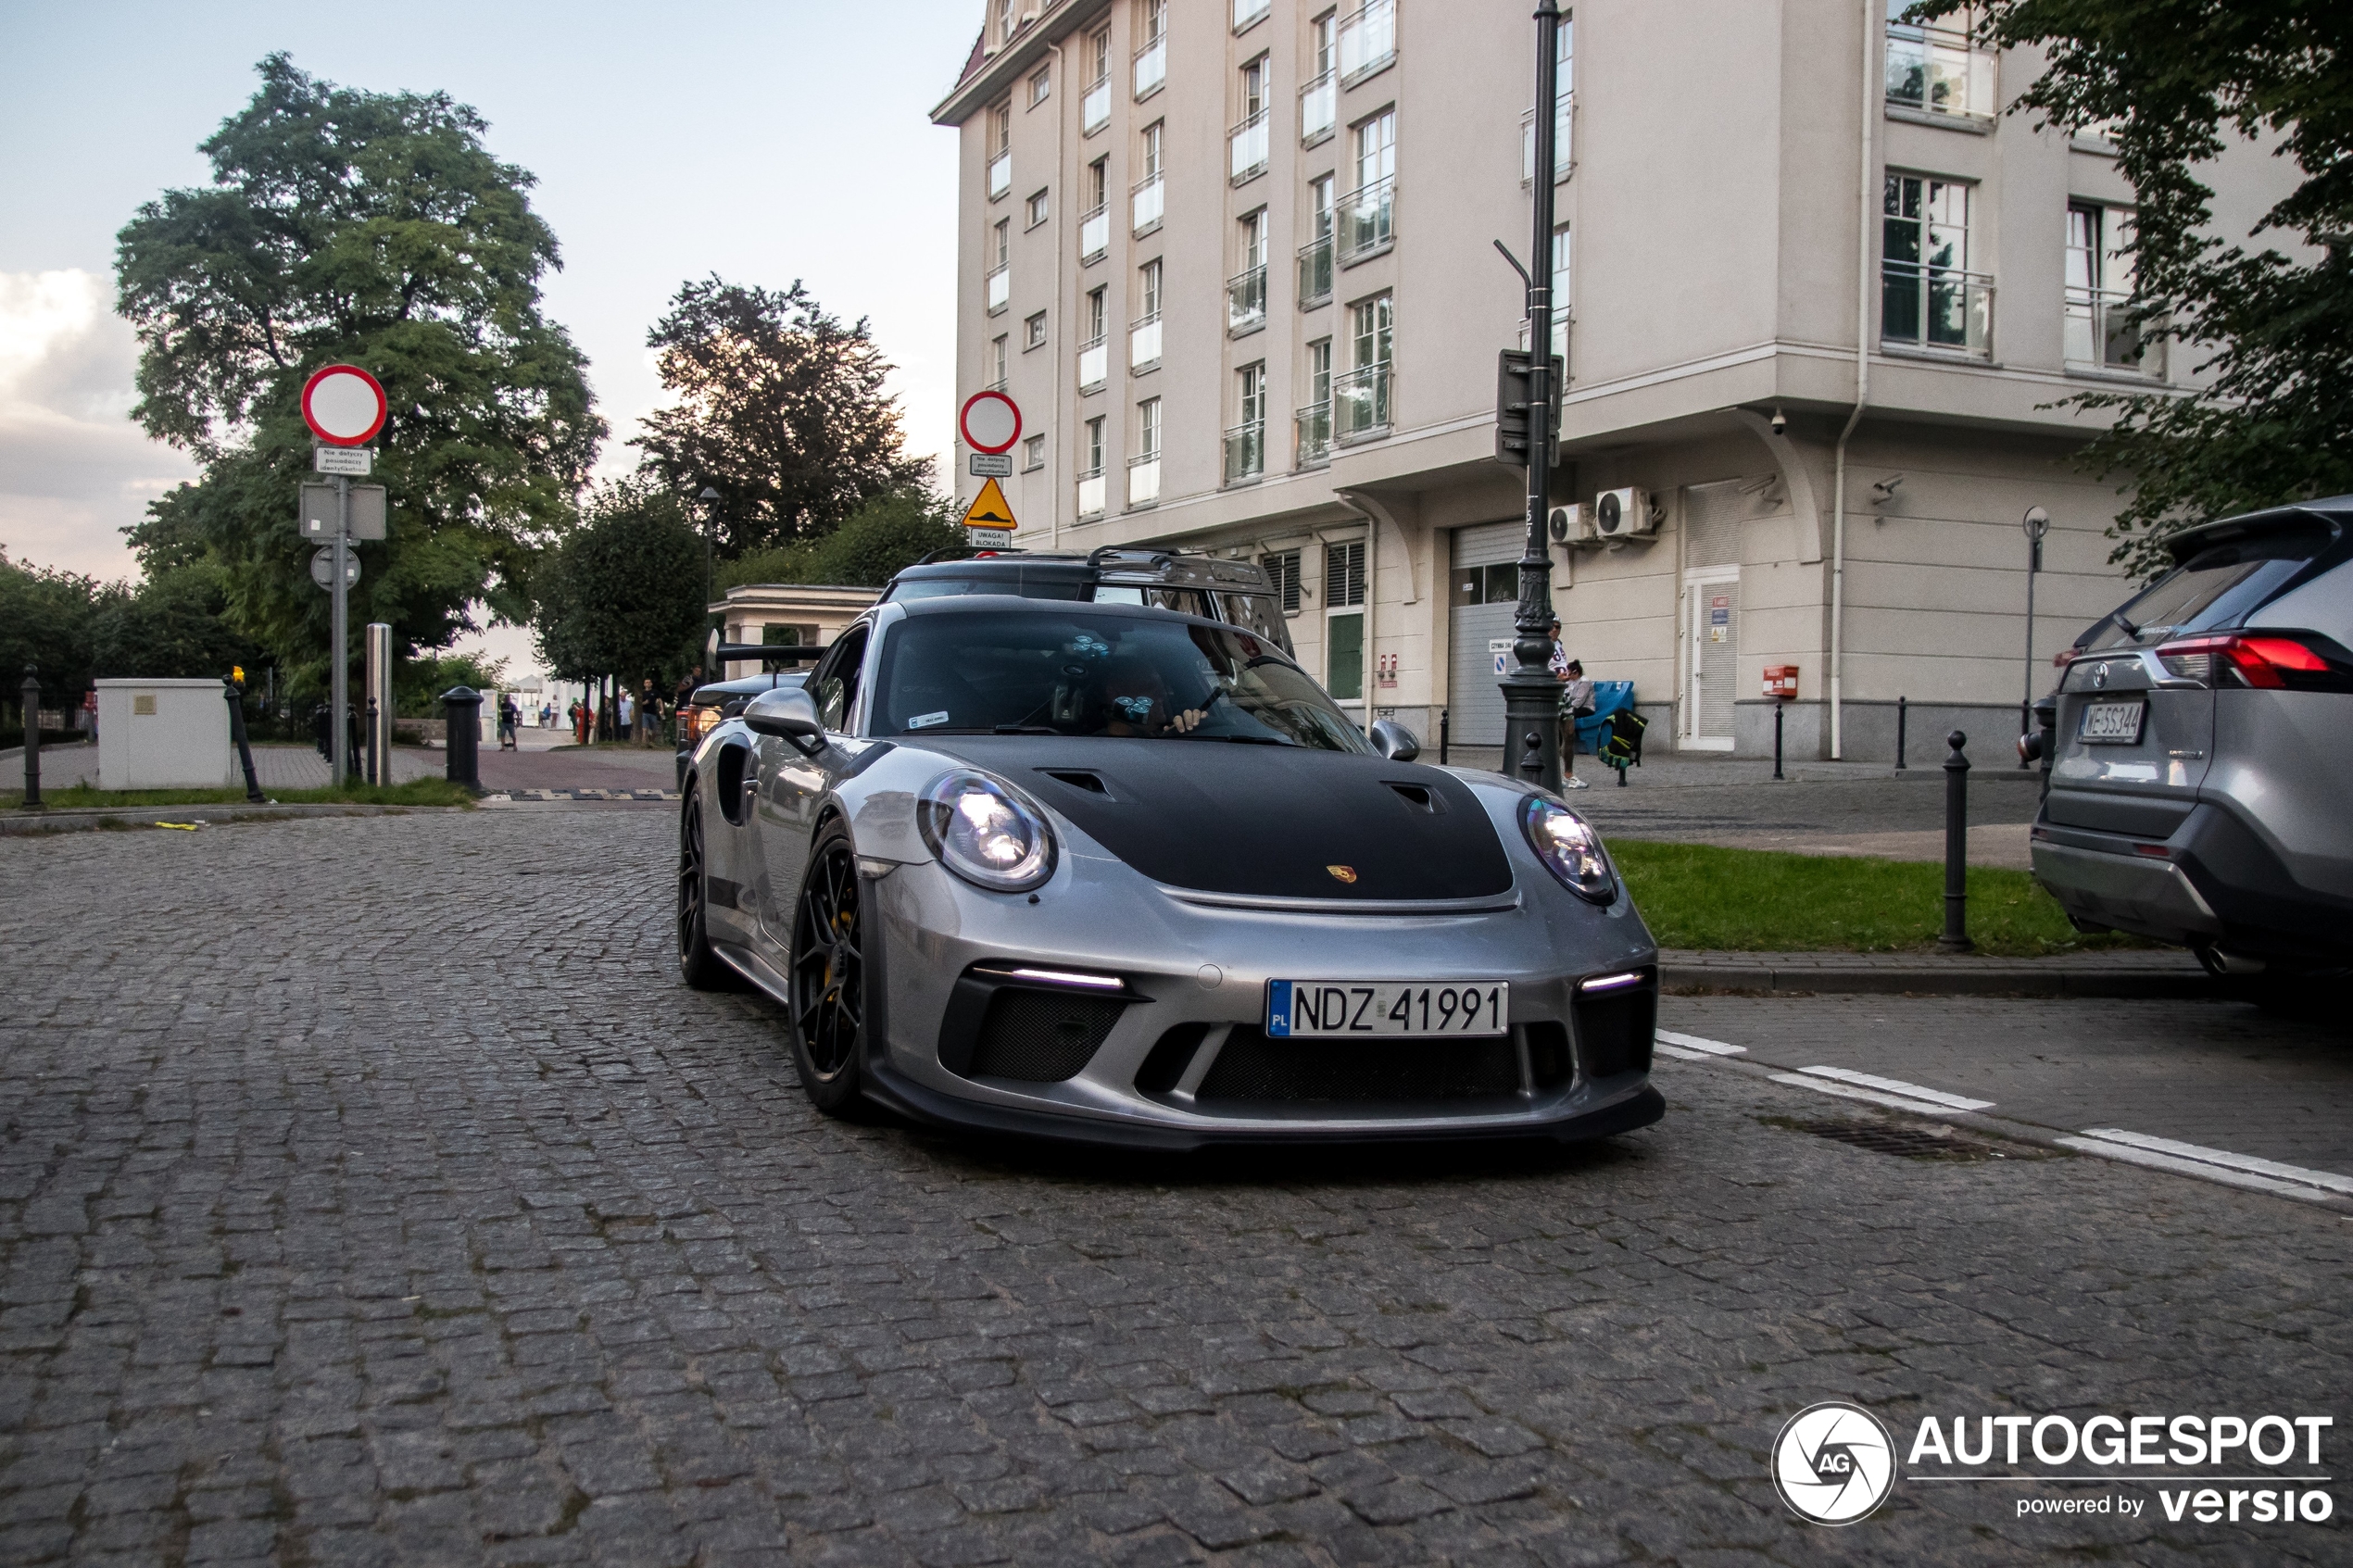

{"left": 698, "top": 485, "right": 722, "bottom": 665}
{"left": 2020, "top": 505, "right": 2049, "bottom": 767}
{"left": 1500, "top": 0, "right": 1567, "bottom": 792}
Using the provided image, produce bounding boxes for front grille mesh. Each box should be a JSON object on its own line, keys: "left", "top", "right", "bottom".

{"left": 1194, "top": 1028, "right": 1521, "bottom": 1104}
{"left": 966, "top": 990, "right": 1125, "bottom": 1083}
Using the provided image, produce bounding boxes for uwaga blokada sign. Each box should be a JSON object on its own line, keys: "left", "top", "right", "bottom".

{"left": 1776, "top": 1403, "right": 2336, "bottom": 1528}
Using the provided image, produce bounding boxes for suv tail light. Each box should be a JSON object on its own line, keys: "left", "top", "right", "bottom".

{"left": 2154, "top": 633, "right": 2352, "bottom": 691}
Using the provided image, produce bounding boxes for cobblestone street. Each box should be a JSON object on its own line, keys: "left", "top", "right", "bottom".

{"left": 2, "top": 809, "right": 2347, "bottom": 1565}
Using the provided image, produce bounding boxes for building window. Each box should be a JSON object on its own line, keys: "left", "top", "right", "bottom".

{"left": 1261, "top": 548, "right": 1302, "bottom": 613}
{"left": 1026, "top": 189, "right": 1050, "bottom": 229}
{"left": 1079, "top": 285, "right": 1109, "bottom": 389}
{"left": 1520, "top": 224, "right": 1569, "bottom": 360}
{"left": 1025, "top": 310, "right": 1049, "bottom": 351}
{"left": 1338, "top": 0, "right": 1395, "bottom": 87}
{"left": 1296, "top": 336, "right": 1333, "bottom": 467}
{"left": 989, "top": 334, "right": 1009, "bottom": 391}
{"left": 1128, "top": 395, "right": 1162, "bottom": 508}
{"left": 1024, "top": 433, "right": 1047, "bottom": 471}
{"left": 1083, "top": 28, "right": 1112, "bottom": 134}
{"left": 1135, "top": 0, "right": 1168, "bottom": 100}
{"left": 1080, "top": 157, "right": 1109, "bottom": 262}
{"left": 1234, "top": 0, "right": 1271, "bottom": 32}
{"left": 1078, "top": 415, "right": 1107, "bottom": 518}
{"left": 2066, "top": 203, "right": 2156, "bottom": 373}
{"left": 1226, "top": 361, "right": 1266, "bottom": 483}
{"left": 1231, "top": 55, "right": 1271, "bottom": 184}
{"left": 1342, "top": 108, "right": 1396, "bottom": 264}
{"left": 987, "top": 219, "right": 1011, "bottom": 314}
{"left": 1337, "top": 294, "right": 1391, "bottom": 440}
{"left": 988, "top": 101, "right": 1013, "bottom": 201}
{"left": 1885, "top": 1, "right": 1995, "bottom": 120}
{"left": 1299, "top": 174, "right": 1335, "bottom": 307}
{"left": 1131, "top": 258, "right": 1163, "bottom": 370}
{"left": 1881, "top": 172, "right": 1990, "bottom": 356}
{"left": 1325, "top": 539, "right": 1367, "bottom": 701}
{"left": 1229, "top": 209, "right": 1268, "bottom": 334}
{"left": 1133, "top": 121, "right": 1166, "bottom": 234}
{"left": 1301, "top": 10, "right": 1338, "bottom": 144}
{"left": 1522, "top": 15, "right": 1573, "bottom": 183}
{"left": 991, "top": 0, "right": 1015, "bottom": 49}
{"left": 1029, "top": 63, "right": 1052, "bottom": 107}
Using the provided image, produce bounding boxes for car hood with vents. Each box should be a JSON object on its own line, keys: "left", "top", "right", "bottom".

{"left": 921, "top": 737, "right": 1516, "bottom": 900}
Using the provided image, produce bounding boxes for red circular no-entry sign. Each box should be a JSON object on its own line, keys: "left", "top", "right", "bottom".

{"left": 301, "top": 364, "right": 388, "bottom": 446}
{"left": 959, "top": 390, "right": 1022, "bottom": 454}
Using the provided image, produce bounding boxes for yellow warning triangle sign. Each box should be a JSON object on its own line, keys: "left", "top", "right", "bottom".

{"left": 960, "top": 477, "right": 1017, "bottom": 532}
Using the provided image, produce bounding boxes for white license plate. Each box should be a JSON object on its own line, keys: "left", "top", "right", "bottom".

{"left": 2079, "top": 700, "right": 2146, "bottom": 744}
{"left": 1265, "top": 981, "right": 1510, "bottom": 1038}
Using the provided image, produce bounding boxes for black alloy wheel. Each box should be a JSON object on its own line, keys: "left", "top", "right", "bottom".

{"left": 789, "top": 825, "right": 870, "bottom": 1114}
{"left": 677, "top": 797, "right": 733, "bottom": 991}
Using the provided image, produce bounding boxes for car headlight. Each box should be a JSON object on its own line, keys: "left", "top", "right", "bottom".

{"left": 1520, "top": 795, "right": 1616, "bottom": 904}
{"left": 918, "top": 770, "right": 1057, "bottom": 892}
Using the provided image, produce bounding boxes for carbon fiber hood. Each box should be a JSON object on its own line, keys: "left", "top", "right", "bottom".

{"left": 921, "top": 737, "right": 1515, "bottom": 900}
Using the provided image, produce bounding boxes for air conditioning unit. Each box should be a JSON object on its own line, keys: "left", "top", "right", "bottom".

{"left": 1547, "top": 505, "right": 1581, "bottom": 545}
{"left": 1593, "top": 487, "right": 1656, "bottom": 540}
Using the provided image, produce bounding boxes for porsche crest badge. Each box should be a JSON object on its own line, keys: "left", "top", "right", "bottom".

{"left": 1326, "top": 865, "right": 1358, "bottom": 884}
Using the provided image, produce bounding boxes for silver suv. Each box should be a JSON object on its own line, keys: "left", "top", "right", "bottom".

{"left": 2029, "top": 502, "right": 2353, "bottom": 980}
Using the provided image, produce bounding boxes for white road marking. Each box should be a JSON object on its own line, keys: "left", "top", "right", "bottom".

{"left": 1791, "top": 1065, "right": 1994, "bottom": 1111}
{"left": 2057, "top": 1137, "right": 2346, "bottom": 1205}
{"left": 1655, "top": 1043, "right": 1716, "bottom": 1060}
{"left": 1768, "top": 1073, "right": 1978, "bottom": 1119}
{"left": 1656, "top": 1030, "right": 1744, "bottom": 1056}
{"left": 2075, "top": 1128, "right": 2353, "bottom": 1198}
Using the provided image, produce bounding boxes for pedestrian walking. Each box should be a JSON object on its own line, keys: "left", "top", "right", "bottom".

{"left": 1548, "top": 621, "right": 1593, "bottom": 790}
{"left": 497, "top": 695, "right": 520, "bottom": 750}
{"left": 618, "top": 690, "right": 635, "bottom": 742}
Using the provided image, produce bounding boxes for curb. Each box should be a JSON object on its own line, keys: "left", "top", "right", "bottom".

{"left": 1659, "top": 958, "right": 2214, "bottom": 998}
{"left": 2, "top": 803, "right": 468, "bottom": 836}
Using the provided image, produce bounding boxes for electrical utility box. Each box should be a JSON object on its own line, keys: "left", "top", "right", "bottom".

{"left": 94, "top": 679, "right": 234, "bottom": 791}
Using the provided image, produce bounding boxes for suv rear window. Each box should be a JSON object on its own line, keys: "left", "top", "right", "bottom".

{"left": 2083, "top": 523, "right": 2333, "bottom": 650}
{"left": 887, "top": 575, "right": 1088, "bottom": 602}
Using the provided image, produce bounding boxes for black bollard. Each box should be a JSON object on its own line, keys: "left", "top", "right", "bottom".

{"left": 1939, "top": 730, "right": 1972, "bottom": 951}
{"left": 1895, "top": 695, "right": 1908, "bottom": 771}
{"left": 1438, "top": 708, "right": 1449, "bottom": 767}
{"left": 443, "top": 685, "right": 484, "bottom": 790}
{"left": 1517, "top": 728, "right": 1545, "bottom": 786}
{"left": 224, "top": 672, "right": 264, "bottom": 802}
{"left": 19, "top": 665, "right": 41, "bottom": 809}
{"left": 1772, "top": 699, "right": 1785, "bottom": 781}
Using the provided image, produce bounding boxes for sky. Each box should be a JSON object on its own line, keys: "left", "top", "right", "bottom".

{"left": 0, "top": 0, "right": 978, "bottom": 676}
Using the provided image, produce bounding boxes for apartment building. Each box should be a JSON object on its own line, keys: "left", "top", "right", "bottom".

{"left": 934, "top": 0, "right": 2290, "bottom": 758}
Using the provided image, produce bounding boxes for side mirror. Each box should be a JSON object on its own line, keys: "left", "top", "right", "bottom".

{"left": 1369, "top": 719, "right": 1420, "bottom": 761}
{"left": 744, "top": 687, "right": 824, "bottom": 754}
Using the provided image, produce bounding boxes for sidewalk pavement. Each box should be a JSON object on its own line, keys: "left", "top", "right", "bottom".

{"left": 1658, "top": 944, "right": 2210, "bottom": 997}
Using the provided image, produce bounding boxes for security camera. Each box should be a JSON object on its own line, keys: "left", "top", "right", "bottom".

{"left": 1869, "top": 475, "right": 1904, "bottom": 504}
{"left": 1769, "top": 408, "right": 1787, "bottom": 436}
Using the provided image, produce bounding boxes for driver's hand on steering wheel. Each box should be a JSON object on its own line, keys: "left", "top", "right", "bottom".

{"left": 1169, "top": 708, "right": 1207, "bottom": 734}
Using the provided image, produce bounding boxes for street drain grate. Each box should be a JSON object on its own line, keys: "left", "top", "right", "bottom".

{"left": 1800, "top": 1120, "right": 2000, "bottom": 1161}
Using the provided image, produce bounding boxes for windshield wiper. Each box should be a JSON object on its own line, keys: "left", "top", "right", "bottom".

{"left": 993, "top": 724, "right": 1063, "bottom": 734}
{"left": 1167, "top": 733, "right": 1295, "bottom": 746}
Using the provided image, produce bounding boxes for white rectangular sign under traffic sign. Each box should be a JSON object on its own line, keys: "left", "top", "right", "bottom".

{"left": 314, "top": 445, "right": 373, "bottom": 475}
{"left": 968, "top": 452, "right": 1013, "bottom": 478}
{"left": 299, "top": 482, "right": 387, "bottom": 541}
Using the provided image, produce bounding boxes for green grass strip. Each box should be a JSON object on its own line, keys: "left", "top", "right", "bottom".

{"left": 1609, "top": 838, "right": 2151, "bottom": 958}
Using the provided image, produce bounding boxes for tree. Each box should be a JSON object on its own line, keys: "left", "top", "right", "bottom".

{"left": 114, "top": 54, "right": 604, "bottom": 676}
{"left": 532, "top": 481, "right": 709, "bottom": 705}
{"left": 89, "top": 565, "right": 265, "bottom": 681}
{"left": 715, "top": 488, "right": 964, "bottom": 592}
{"left": 632, "top": 277, "right": 932, "bottom": 557}
{"left": 1952, "top": 0, "right": 2353, "bottom": 576}
{"left": 0, "top": 550, "right": 113, "bottom": 733}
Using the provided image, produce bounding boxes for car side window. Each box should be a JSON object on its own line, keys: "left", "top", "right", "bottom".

{"left": 812, "top": 627, "right": 869, "bottom": 734}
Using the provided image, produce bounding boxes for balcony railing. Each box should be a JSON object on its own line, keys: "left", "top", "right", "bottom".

{"left": 1880, "top": 263, "right": 1994, "bottom": 358}
{"left": 2065, "top": 289, "right": 2162, "bottom": 376}
{"left": 1519, "top": 99, "right": 1571, "bottom": 184}
{"left": 987, "top": 151, "right": 1012, "bottom": 201}
{"left": 1129, "top": 312, "right": 1162, "bottom": 370}
{"left": 1077, "top": 470, "right": 1107, "bottom": 519}
{"left": 1885, "top": 22, "right": 1995, "bottom": 119}
{"left": 1233, "top": 0, "right": 1270, "bottom": 30}
{"left": 1334, "top": 364, "right": 1391, "bottom": 443}
{"left": 1299, "top": 71, "right": 1336, "bottom": 145}
{"left": 986, "top": 266, "right": 1010, "bottom": 315}
{"left": 1077, "top": 336, "right": 1108, "bottom": 392}
{"left": 1339, "top": 177, "right": 1395, "bottom": 266}
{"left": 1337, "top": 0, "right": 1395, "bottom": 86}
{"left": 1131, "top": 172, "right": 1164, "bottom": 235}
{"left": 1223, "top": 421, "right": 1265, "bottom": 484}
{"left": 1295, "top": 400, "right": 1332, "bottom": 469}
{"left": 1227, "top": 265, "right": 1266, "bottom": 334}
{"left": 1134, "top": 35, "right": 1166, "bottom": 99}
{"left": 1297, "top": 234, "right": 1333, "bottom": 307}
{"left": 1229, "top": 108, "right": 1269, "bottom": 184}
{"left": 1082, "top": 77, "right": 1111, "bottom": 135}
{"left": 1126, "top": 452, "right": 1161, "bottom": 508}
{"left": 1079, "top": 203, "right": 1109, "bottom": 263}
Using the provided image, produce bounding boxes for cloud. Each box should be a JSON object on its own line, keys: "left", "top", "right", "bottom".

{"left": 0, "top": 269, "right": 197, "bottom": 581}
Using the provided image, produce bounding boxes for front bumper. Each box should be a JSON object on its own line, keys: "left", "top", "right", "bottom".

{"left": 853, "top": 851, "right": 1664, "bottom": 1148}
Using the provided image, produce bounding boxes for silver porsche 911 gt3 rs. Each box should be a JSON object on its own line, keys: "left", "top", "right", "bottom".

{"left": 677, "top": 594, "right": 1664, "bottom": 1148}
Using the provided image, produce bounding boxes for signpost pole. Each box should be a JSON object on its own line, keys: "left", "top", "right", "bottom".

{"left": 1501, "top": 0, "right": 1565, "bottom": 793}
{"left": 332, "top": 470, "right": 350, "bottom": 783}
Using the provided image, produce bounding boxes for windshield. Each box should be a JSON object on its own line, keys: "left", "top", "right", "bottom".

{"left": 2082, "top": 525, "right": 2331, "bottom": 650}
{"left": 872, "top": 609, "right": 1373, "bottom": 750}
{"left": 886, "top": 574, "right": 1088, "bottom": 602}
